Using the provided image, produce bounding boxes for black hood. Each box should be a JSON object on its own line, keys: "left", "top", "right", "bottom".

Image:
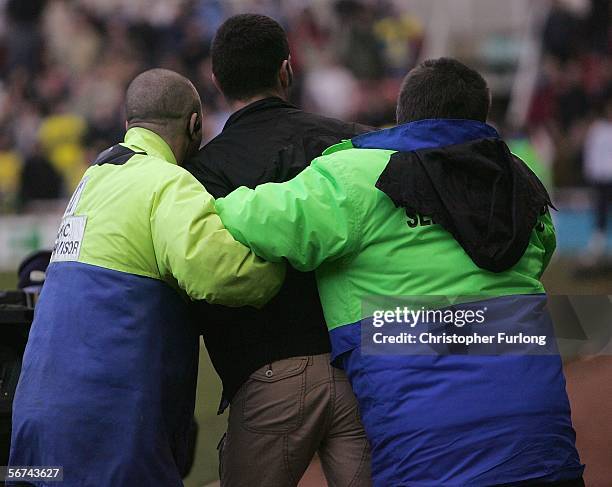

{"left": 375, "top": 137, "right": 553, "bottom": 273}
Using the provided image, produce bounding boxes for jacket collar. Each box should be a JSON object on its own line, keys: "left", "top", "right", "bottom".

{"left": 123, "top": 127, "right": 178, "bottom": 165}
{"left": 351, "top": 119, "right": 500, "bottom": 153}
{"left": 224, "top": 97, "right": 297, "bottom": 129}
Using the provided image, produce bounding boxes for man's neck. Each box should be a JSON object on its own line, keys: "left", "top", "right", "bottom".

{"left": 229, "top": 92, "right": 286, "bottom": 113}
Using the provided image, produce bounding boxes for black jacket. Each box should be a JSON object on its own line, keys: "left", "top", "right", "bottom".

{"left": 185, "top": 97, "right": 369, "bottom": 404}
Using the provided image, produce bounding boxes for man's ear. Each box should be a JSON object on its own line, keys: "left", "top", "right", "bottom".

{"left": 125, "top": 120, "right": 129, "bottom": 131}
{"left": 211, "top": 73, "right": 223, "bottom": 95}
{"left": 280, "top": 58, "right": 293, "bottom": 89}
{"left": 188, "top": 112, "right": 201, "bottom": 139}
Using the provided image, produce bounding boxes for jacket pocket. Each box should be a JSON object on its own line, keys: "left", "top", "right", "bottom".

{"left": 241, "top": 357, "right": 308, "bottom": 434}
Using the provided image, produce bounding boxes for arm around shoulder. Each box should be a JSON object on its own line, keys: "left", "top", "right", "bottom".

{"left": 215, "top": 155, "right": 361, "bottom": 271}
{"left": 150, "top": 170, "right": 285, "bottom": 308}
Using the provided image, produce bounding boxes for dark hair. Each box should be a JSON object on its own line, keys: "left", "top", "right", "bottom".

{"left": 396, "top": 58, "right": 490, "bottom": 124}
{"left": 211, "top": 14, "right": 290, "bottom": 101}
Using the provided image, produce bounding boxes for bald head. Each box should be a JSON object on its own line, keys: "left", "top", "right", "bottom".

{"left": 125, "top": 69, "right": 203, "bottom": 164}
{"left": 126, "top": 68, "right": 201, "bottom": 127}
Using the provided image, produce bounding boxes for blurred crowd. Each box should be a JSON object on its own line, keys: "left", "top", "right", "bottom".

{"left": 0, "top": 0, "right": 609, "bottom": 214}
{"left": 531, "top": 0, "right": 611, "bottom": 188}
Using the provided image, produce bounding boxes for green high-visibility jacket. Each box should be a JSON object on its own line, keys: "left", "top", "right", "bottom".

{"left": 9, "top": 127, "right": 284, "bottom": 487}
{"left": 73, "top": 127, "right": 285, "bottom": 305}
{"left": 215, "top": 120, "right": 583, "bottom": 486}
{"left": 216, "top": 126, "right": 554, "bottom": 333}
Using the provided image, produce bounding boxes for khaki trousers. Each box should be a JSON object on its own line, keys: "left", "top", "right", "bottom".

{"left": 218, "top": 353, "right": 371, "bottom": 487}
